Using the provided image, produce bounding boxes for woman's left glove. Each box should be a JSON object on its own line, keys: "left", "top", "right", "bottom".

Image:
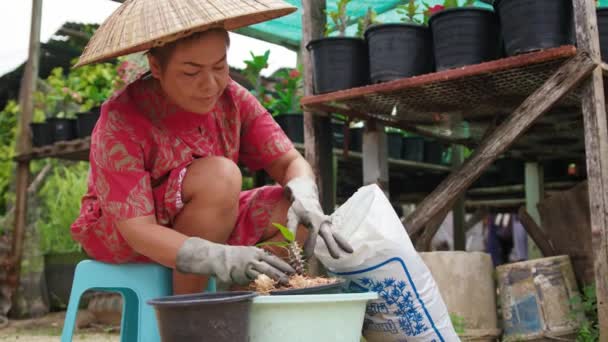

{"left": 285, "top": 177, "right": 353, "bottom": 259}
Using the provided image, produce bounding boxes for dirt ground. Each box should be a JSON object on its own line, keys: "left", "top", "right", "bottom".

{"left": 0, "top": 311, "right": 119, "bottom": 341}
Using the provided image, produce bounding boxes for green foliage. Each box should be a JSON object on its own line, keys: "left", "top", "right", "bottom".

{"left": 356, "top": 7, "right": 380, "bottom": 38}
{"left": 255, "top": 222, "right": 294, "bottom": 249}
{"left": 325, "top": 0, "right": 352, "bottom": 37}
{"left": 266, "top": 67, "right": 303, "bottom": 116}
{"left": 37, "top": 161, "right": 88, "bottom": 254}
{"left": 570, "top": 285, "right": 599, "bottom": 342}
{"left": 0, "top": 101, "right": 18, "bottom": 217}
{"left": 243, "top": 50, "right": 271, "bottom": 105}
{"left": 397, "top": 0, "right": 422, "bottom": 24}
{"left": 450, "top": 313, "right": 466, "bottom": 335}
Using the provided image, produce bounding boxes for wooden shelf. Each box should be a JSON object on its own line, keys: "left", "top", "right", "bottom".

{"left": 301, "top": 46, "right": 587, "bottom": 159}
{"left": 15, "top": 137, "right": 91, "bottom": 162}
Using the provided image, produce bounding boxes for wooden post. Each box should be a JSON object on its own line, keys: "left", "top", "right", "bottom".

{"left": 10, "top": 0, "right": 43, "bottom": 291}
{"left": 362, "top": 120, "right": 389, "bottom": 197}
{"left": 573, "top": 0, "right": 608, "bottom": 335}
{"left": 405, "top": 52, "right": 595, "bottom": 237}
{"left": 452, "top": 144, "right": 466, "bottom": 250}
{"left": 301, "top": 0, "right": 335, "bottom": 213}
{"left": 525, "top": 162, "right": 543, "bottom": 259}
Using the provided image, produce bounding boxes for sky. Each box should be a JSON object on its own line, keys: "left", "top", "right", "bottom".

{"left": 0, "top": 0, "right": 297, "bottom": 77}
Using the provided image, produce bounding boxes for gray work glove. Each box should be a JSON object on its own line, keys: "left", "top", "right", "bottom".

{"left": 175, "top": 237, "right": 295, "bottom": 285}
{"left": 285, "top": 177, "right": 354, "bottom": 260}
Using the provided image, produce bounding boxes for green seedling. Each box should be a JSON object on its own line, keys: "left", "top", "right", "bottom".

{"left": 257, "top": 223, "right": 305, "bottom": 274}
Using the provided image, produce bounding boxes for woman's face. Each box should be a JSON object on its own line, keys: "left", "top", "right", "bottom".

{"left": 148, "top": 30, "right": 230, "bottom": 114}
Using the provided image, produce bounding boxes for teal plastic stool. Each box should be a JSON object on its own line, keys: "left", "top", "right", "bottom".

{"left": 61, "top": 260, "right": 217, "bottom": 342}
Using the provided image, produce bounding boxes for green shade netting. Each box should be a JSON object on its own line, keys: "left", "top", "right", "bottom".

{"left": 235, "top": 0, "right": 493, "bottom": 50}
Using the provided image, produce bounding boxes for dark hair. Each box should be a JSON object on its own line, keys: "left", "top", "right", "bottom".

{"left": 148, "top": 28, "right": 230, "bottom": 69}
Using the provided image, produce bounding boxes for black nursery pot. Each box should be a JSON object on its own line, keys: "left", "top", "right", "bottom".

{"left": 429, "top": 8, "right": 501, "bottom": 71}
{"left": 424, "top": 140, "right": 444, "bottom": 164}
{"left": 148, "top": 291, "right": 257, "bottom": 342}
{"left": 365, "top": 23, "right": 433, "bottom": 83}
{"left": 495, "top": 0, "right": 574, "bottom": 56}
{"left": 274, "top": 113, "right": 304, "bottom": 143}
{"left": 49, "top": 118, "right": 77, "bottom": 142}
{"left": 306, "top": 37, "right": 369, "bottom": 94}
{"left": 30, "top": 122, "right": 54, "bottom": 147}
{"left": 349, "top": 127, "right": 363, "bottom": 152}
{"left": 598, "top": 8, "right": 608, "bottom": 63}
{"left": 76, "top": 110, "right": 101, "bottom": 138}
{"left": 387, "top": 132, "right": 403, "bottom": 159}
{"left": 402, "top": 136, "right": 425, "bottom": 162}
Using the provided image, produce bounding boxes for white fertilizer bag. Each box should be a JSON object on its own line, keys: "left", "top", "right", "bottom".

{"left": 316, "top": 184, "right": 460, "bottom": 342}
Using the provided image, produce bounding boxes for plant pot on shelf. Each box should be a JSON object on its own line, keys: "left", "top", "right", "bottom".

{"left": 332, "top": 120, "right": 345, "bottom": 148}
{"left": 424, "top": 140, "right": 445, "bottom": 164}
{"left": 365, "top": 23, "right": 433, "bottom": 83}
{"left": 76, "top": 110, "right": 101, "bottom": 138}
{"left": 248, "top": 292, "right": 378, "bottom": 342}
{"left": 348, "top": 127, "right": 363, "bottom": 152}
{"left": 44, "top": 251, "right": 88, "bottom": 310}
{"left": 30, "top": 122, "right": 54, "bottom": 147}
{"left": 402, "top": 136, "right": 425, "bottom": 162}
{"left": 495, "top": 0, "right": 574, "bottom": 56}
{"left": 429, "top": 8, "right": 501, "bottom": 71}
{"left": 148, "top": 292, "right": 257, "bottom": 342}
{"left": 387, "top": 132, "right": 403, "bottom": 159}
{"left": 274, "top": 113, "right": 304, "bottom": 143}
{"left": 598, "top": 8, "right": 608, "bottom": 63}
{"left": 49, "top": 118, "right": 77, "bottom": 142}
{"left": 306, "top": 38, "right": 369, "bottom": 94}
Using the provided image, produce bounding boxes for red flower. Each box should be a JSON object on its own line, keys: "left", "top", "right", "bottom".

{"left": 428, "top": 5, "right": 445, "bottom": 15}
{"left": 289, "top": 69, "right": 300, "bottom": 79}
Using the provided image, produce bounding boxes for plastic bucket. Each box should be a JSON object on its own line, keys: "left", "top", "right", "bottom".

{"left": 429, "top": 8, "right": 501, "bottom": 71}
{"left": 495, "top": 0, "right": 574, "bottom": 56}
{"left": 49, "top": 118, "right": 77, "bottom": 142}
{"left": 497, "top": 256, "right": 583, "bottom": 341}
{"left": 30, "top": 122, "right": 54, "bottom": 147}
{"left": 249, "top": 292, "right": 378, "bottom": 342}
{"left": 148, "top": 291, "right": 257, "bottom": 342}
{"left": 365, "top": 23, "right": 433, "bottom": 83}
{"left": 307, "top": 37, "right": 369, "bottom": 94}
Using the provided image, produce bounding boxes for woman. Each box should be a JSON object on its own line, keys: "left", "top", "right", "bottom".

{"left": 71, "top": 0, "right": 352, "bottom": 294}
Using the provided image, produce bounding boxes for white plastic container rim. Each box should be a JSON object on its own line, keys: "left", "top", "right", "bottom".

{"left": 252, "top": 292, "right": 379, "bottom": 304}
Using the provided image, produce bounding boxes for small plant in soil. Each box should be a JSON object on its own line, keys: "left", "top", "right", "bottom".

{"left": 252, "top": 223, "right": 340, "bottom": 294}
{"left": 325, "top": 0, "right": 351, "bottom": 37}
{"left": 356, "top": 7, "right": 380, "bottom": 38}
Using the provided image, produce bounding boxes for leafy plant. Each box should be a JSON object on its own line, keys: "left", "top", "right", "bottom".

{"left": 356, "top": 7, "right": 380, "bottom": 38}
{"left": 450, "top": 313, "right": 466, "bottom": 335}
{"left": 325, "top": 0, "right": 352, "bottom": 37}
{"left": 570, "top": 285, "right": 599, "bottom": 342}
{"left": 243, "top": 50, "right": 271, "bottom": 105}
{"left": 256, "top": 223, "right": 304, "bottom": 274}
{"left": 266, "top": 67, "right": 303, "bottom": 116}
{"left": 37, "top": 161, "right": 88, "bottom": 254}
{"left": 397, "top": 0, "right": 423, "bottom": 24}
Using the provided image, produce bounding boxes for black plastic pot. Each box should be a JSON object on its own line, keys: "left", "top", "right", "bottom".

{"left": 270, "top": 279, "right": 346, "bottom": 296}
{"left": 402, "top": 137, "right": 425, "bottom": 162}
{"left": 495, "top": 0, "right": 574, "bottom": 56}
{"left": 424, "top": 140, "right": 445, "bottom": 164}
{"left": 30, "top": 122, "right": 54, "bottom": 147}
{"left": 49, "top": 118, "right": 77, "bottom": 142}
{"left": 274, "top": 113, "right": 304, "bottom": 143}
{"left": 598, "top": 8, "right": 608, "bottom": 63}
{"left": 349, "top": 127, "right": 363, "bottom": 152}
{"left": 387, "top": 132, "right": 403, "bottom": 159}
{"left": 365, "top": 23, "right": 433, "bottom": 83}
{"left": 148, "top": 291, "right": 257, "bottom": 342}
{"left": 429, "top": 8, "right": 501, "bottom": 71}
{"left": 306, "top": 38, "right": 369, "bottom": 94}
{"left": 76, "top": 111, "right": 101, "bottom": 138}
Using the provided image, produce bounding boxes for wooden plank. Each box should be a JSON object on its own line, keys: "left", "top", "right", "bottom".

{"left": 10, "top": 0, "right": 43, "bottom": 294}
{"left": 468, "top": 181, "right": 576, "bottom": 196}
{"left": 517, "top": 207, "right": 556, "bottom": 257}
{"left": 362, "top": 120, "right": 389, "bottom": 196}
{"left": 573, "top": 0, "right": 608, "bottom": 335}
{"left": 405, "top": 52, "right": 596, "bottom": 237}
{"left": 301, "top": 46, "right": 577, "bottom": 108}
{"left": 301, "top": 0, "right": 334, "bottom": 213}
{"left": 452, "top": 144, "right": 466, "bottom": 250}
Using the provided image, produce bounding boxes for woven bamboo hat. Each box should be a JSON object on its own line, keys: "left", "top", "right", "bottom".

{"left": 75, "top": 0, "right": 297, "bottom": 67}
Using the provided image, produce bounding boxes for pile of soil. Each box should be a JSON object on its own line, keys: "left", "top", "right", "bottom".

{"left": 251, "top": 274, "right": 339, "bottom": 294}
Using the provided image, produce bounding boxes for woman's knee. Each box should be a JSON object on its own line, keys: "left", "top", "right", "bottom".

{"left": 181, "top": 156, "right": 242, "bottom": 205}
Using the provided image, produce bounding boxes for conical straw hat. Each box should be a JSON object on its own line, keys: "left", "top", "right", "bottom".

{"left": 75, "top": 0, "right": 297, "bottom": 67}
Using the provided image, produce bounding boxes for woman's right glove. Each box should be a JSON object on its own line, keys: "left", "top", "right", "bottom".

{"left": 175, "top": 237, "right": 295, "bottom": 285}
